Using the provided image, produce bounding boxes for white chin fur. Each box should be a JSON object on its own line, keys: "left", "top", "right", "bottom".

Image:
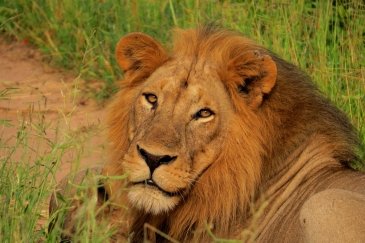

{"left": 128, "top": 186, "right": 179, "bottom": 215}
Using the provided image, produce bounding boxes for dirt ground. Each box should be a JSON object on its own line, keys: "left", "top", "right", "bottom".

{"left": 0, "top": 38, "right": 108, "bottom": 182}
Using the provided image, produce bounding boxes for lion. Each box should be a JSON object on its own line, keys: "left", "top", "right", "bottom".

{"left": 50, "top": 26, "right": 365, "bottom": 242}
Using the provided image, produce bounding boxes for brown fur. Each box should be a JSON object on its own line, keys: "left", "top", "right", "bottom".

{"left": 98, "top": 26, "right": 365, "bottom": 242}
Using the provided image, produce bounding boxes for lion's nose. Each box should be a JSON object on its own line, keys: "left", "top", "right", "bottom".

{"left": 137, "top": 145, "right": 177, "bottom": 174}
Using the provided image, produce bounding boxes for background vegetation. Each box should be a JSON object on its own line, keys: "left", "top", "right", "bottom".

{"left": 0, "top": 0, "right": 364, "bottom": 241}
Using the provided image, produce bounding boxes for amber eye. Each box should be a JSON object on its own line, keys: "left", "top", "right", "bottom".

{"left": 143, "top": 93, "right": 158, "bottom": 105}
{"left": 194, "top": 108, "right": 214, "bottom": 119}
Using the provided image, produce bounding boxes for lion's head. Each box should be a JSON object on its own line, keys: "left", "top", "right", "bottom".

{"left": 102, "top": 26, "right": 359, "bottom": 241}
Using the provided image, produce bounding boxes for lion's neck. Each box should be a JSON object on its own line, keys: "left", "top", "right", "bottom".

{"left": 261, "top": 134, "right": 346, "bottom": 197}
{"left": 251, "top": 135, "right": 344, "bottom": 241}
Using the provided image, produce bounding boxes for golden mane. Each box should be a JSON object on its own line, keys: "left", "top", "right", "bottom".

{"left": 101, "top": 26, "right": 362, "bottom": 242}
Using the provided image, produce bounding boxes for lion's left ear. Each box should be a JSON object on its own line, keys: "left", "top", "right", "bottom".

{"left": 115, "top": 32, "right": 169, "bottom": 82}
{"left": 227, "top": 50, "right": 277, "bottom": 108}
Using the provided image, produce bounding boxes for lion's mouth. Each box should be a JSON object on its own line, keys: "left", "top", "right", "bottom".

{"left": 132, "top": 179, "right": 183, "bottom": 197}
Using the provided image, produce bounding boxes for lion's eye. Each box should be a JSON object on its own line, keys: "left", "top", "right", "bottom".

{"left": 143, "top": 93, "right": 158, "bottom": 106}
{"left": 194, "top": 108, "right": 214, "bottom": 119}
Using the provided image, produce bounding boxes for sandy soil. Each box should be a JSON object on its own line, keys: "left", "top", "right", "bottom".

{"left": 0, "top": 38, "right": 108, "bottom": 182}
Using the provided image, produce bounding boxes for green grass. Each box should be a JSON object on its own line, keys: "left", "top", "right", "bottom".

{"left": 0, "top": 86, "right": 112, "bottom": 241}
{"left": 0, "top": 0, "right": 364, "bottom": 242}
{"left": 0, "top": 120, "right": 63, "bottom": 242}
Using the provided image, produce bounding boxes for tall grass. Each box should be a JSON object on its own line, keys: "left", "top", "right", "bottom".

{"left": 0, "top": 87, "right": 113, "bottom": 241}
{"left": 0, "top": 0, "right": 364, "bottom": 241}
{"left": 0, "top": 121, "right": 63, "bottom": 241}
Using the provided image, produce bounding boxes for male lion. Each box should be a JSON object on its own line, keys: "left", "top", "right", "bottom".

{"left": 51, "top": 26, "right": 365, "bottom": 242}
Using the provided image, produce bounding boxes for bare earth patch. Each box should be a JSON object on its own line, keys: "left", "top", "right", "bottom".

{"left": 0, "top": 38, "right": 108, "bottom": 228}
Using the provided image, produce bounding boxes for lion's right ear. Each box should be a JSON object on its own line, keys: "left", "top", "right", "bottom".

{"left": 115, "top": 33, "right": 168, "bottom": 78}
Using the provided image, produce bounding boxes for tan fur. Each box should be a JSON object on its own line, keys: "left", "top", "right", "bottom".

{"left": 62, "top": 26, "right": 364, "bottom": 242}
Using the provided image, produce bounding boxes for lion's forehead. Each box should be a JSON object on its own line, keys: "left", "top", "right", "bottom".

{"left": 146, "top": 59, "right": 229, "bottom": 108}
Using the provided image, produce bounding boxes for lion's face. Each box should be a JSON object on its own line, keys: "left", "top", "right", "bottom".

{"left": 124, "top": 59, "right": 234, "bottom": 214}
{"left": 107, "top": 31, "right": 277, "bottom": 215}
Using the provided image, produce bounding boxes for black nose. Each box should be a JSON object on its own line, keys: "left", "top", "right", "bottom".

{"left": 137, "top": 145, "right": 177, "bottom": 174}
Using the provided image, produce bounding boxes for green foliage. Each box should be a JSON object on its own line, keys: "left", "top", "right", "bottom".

{"left": 0, "top": 118, "right": 62, "bottom": 241}
{"left": 0, "top": 97, "right": 114, "bottom": 241}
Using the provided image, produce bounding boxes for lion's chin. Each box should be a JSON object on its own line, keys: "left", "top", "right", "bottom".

{"left": 128, "top": 185, "right": 180, "bottom": 215}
